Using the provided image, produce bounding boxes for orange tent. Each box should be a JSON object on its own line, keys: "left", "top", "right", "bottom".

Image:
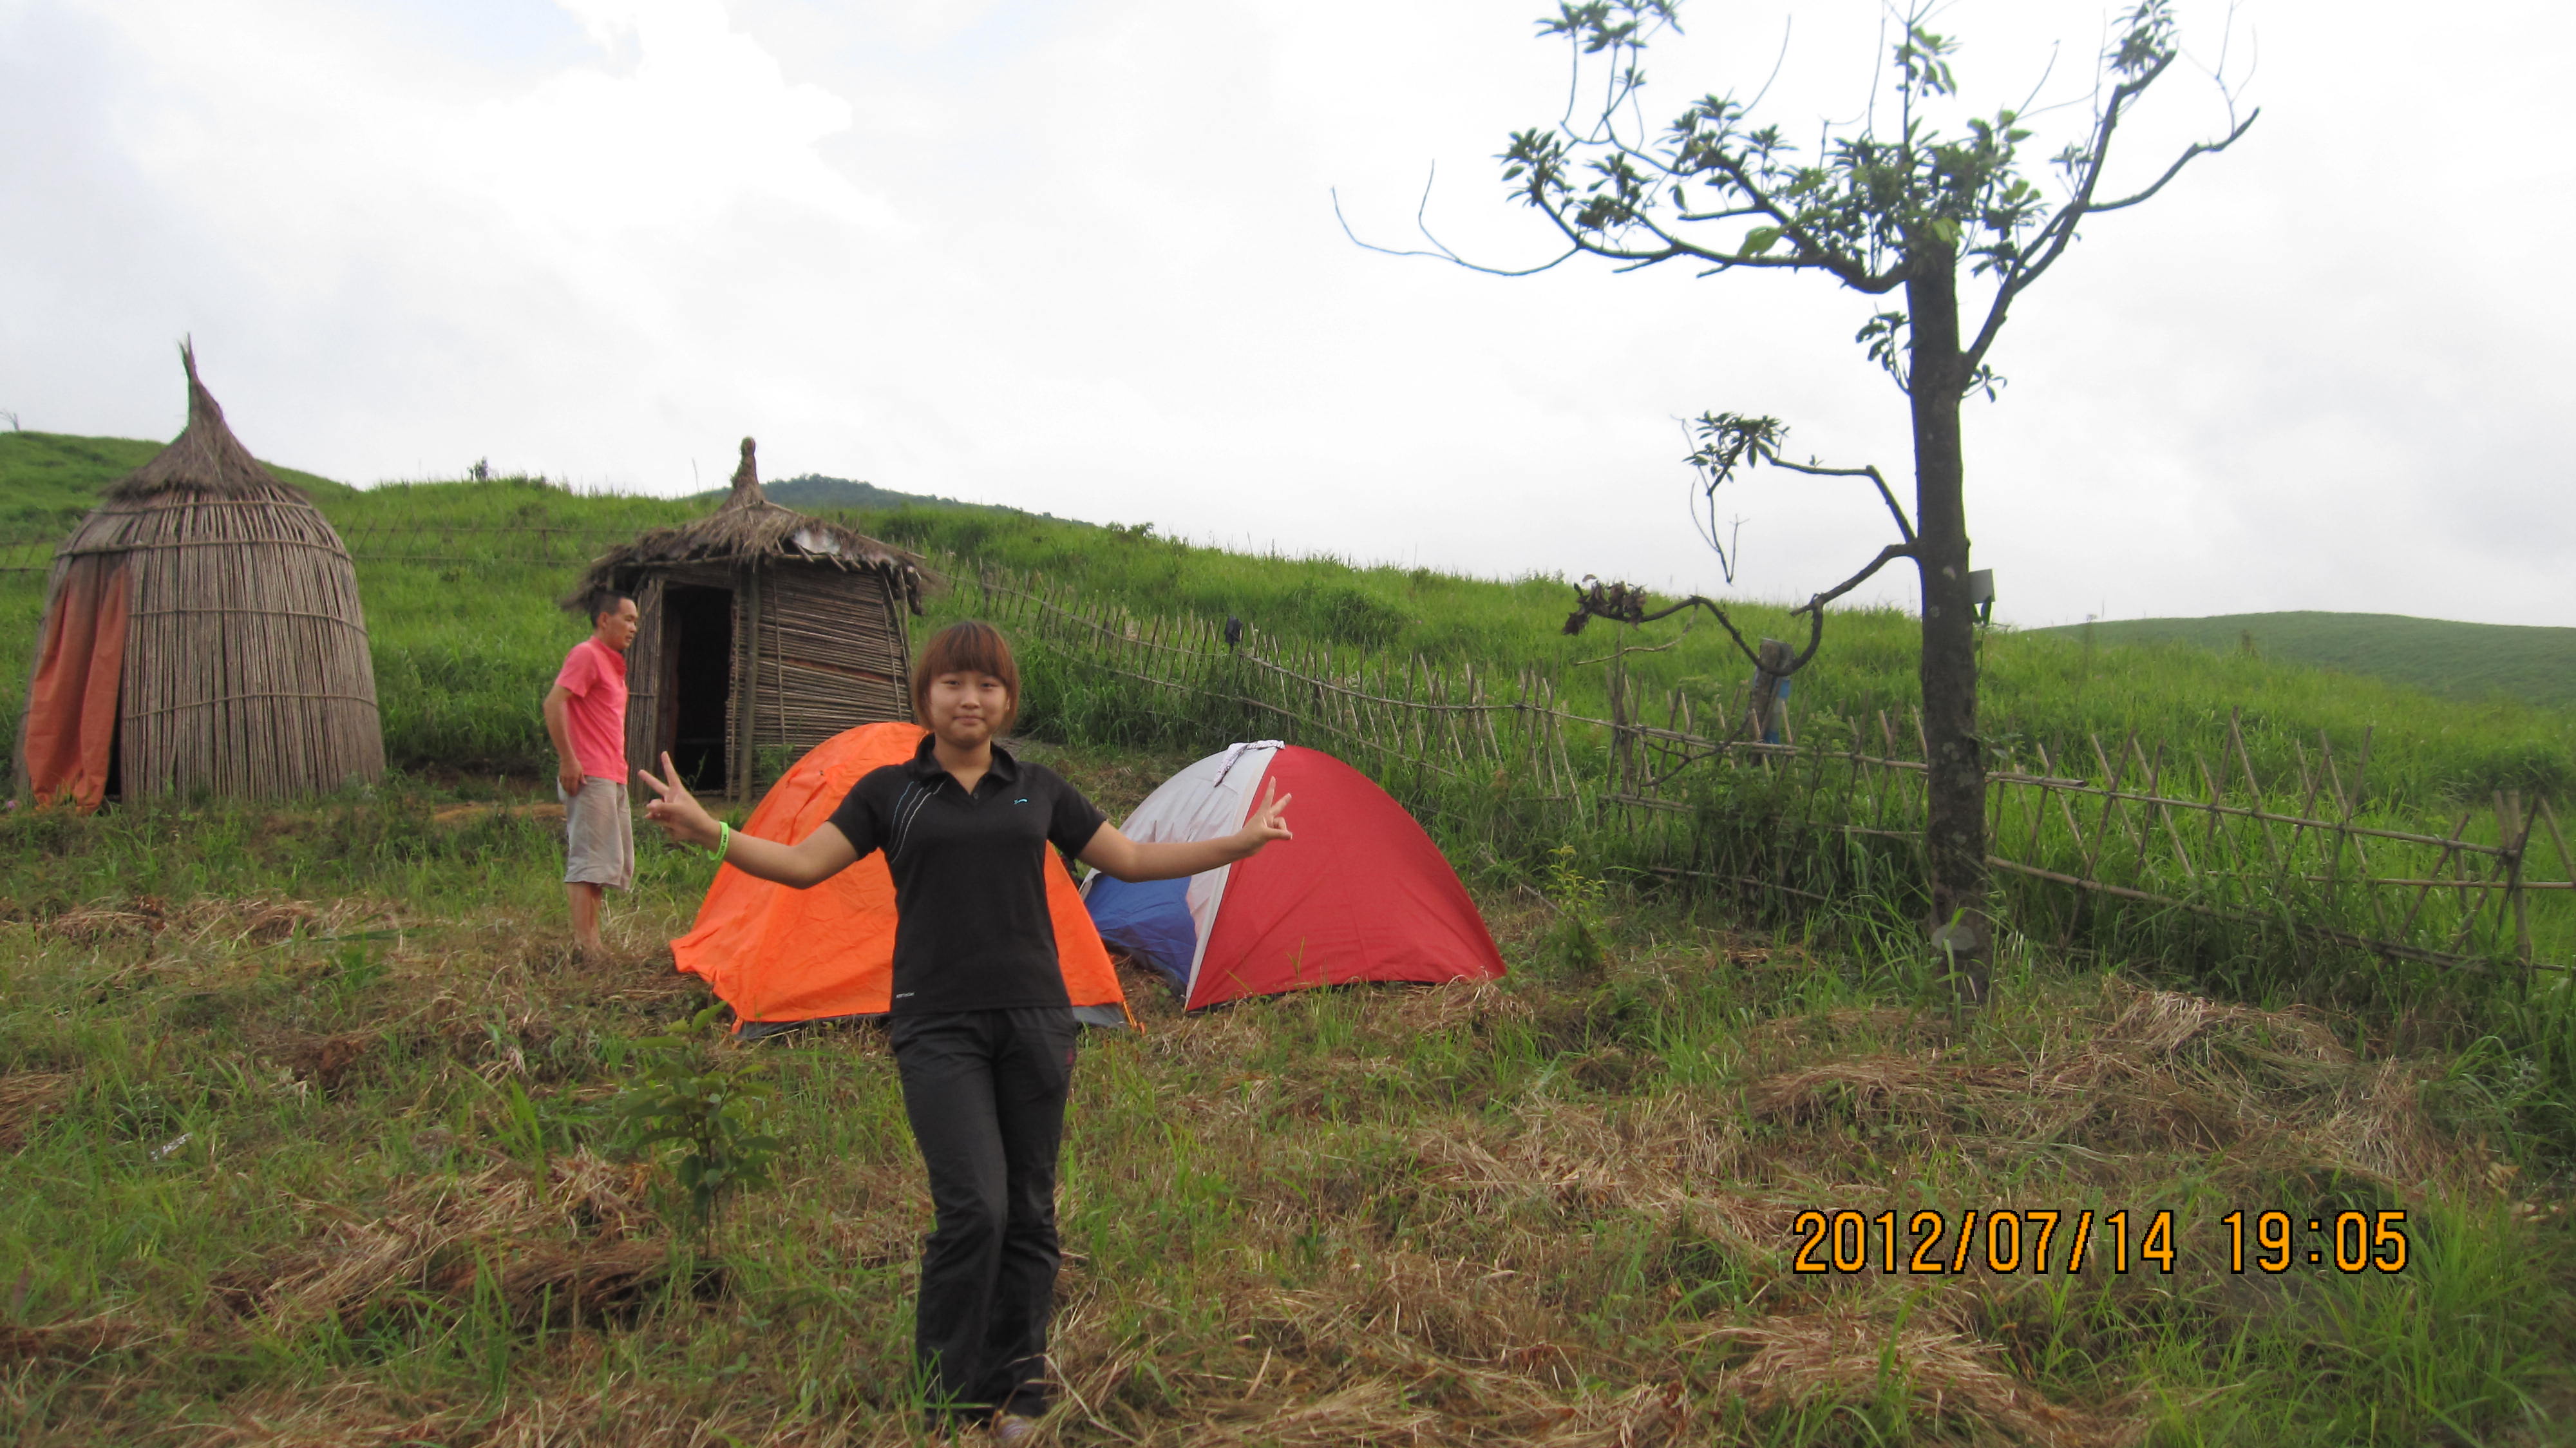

{"left": 672, "top": 721, "right": 1129, "bottom": 1033}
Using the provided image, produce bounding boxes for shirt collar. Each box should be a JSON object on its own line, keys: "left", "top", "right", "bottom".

{"left": 905, "top": 730, "right": 1021, "bottom": 787}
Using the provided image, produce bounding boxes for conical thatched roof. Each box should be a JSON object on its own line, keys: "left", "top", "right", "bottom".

{"left": 22, "top": 343, "right": 383, "bottom": 801}
{"left": 565, "top": 437, "right": 927, "bottom": 613}
{"left": 64, "top": 342, "right": 326, "bottom": 562}
{"left": 104, "top": 341, "right": 307, "bottom": 504}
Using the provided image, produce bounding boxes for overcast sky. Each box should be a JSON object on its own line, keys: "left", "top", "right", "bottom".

{"left": 1, "top": 0, "right": 2566, "bottom": 629}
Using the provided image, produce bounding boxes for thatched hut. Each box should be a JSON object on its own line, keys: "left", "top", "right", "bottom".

{"left": 567, "top": 438, "right": 925, "bottom": 799}
{"left": 12, "top": 345, "right": 384, "bottom": 809}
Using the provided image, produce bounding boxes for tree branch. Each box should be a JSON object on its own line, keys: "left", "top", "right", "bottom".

{"left": 1331, "top": 182, "right": 1582, "bottom": 278}
{"left": 2085, "top": 108, "right": 2259, "bottom": 213}
{"left": 1792, "top": 542, "right": 1913, "bottom": 622}
{"left": 1534, "top": 196, "right": 1862, "bottom": 277}
{"left": 1560, "top": 578, "right": 1770, "bottom": 669}
{"left": 1702, "top": 151, "right": 1900, "bottom": 291}
{"left": 1671, "top": 204, "right": 1770, "bottom": 222}
{"left": 1765, "top": 458, "right": 1917, "bottom": 544}
{"left": 1557, "top": 537, "right": 1914, "bottom": 680}
{"left": 1952, "top": 54, "right": 2169, "bottom": 369}
{"left": 1699, "top": 541, "right": 1919, "bottom": 678}
{"left": 1962, "top": 49, "right": 2257, "bottom": 376}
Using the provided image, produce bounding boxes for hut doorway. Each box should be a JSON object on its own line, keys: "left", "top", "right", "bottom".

{"left": 663, "top": 584, "right": 735, "bottom": 791}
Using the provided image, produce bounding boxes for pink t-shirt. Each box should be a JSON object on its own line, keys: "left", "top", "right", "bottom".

{"left": 554, "top": 636, "right": 629, "bottom": 781}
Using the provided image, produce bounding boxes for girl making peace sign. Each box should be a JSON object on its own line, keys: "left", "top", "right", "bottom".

{"left": 639, "top": 620, "right": 1292, "bottom": 1440}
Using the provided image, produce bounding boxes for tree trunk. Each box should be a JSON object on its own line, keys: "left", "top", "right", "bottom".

{"left": 1905, "top": 252, "right": 1993, "bottom": 1003}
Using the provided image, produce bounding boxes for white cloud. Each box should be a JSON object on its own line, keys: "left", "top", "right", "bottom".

{"left": 1, "top": 0, "right": 901, "bottom": 479}
{"left": 0, "top": 0, "right": 2567, "bottom": 628}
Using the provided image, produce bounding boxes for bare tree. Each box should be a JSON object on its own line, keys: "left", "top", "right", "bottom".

{"left": 1352, "top": 0, "right": 2253, "bottom": 1002}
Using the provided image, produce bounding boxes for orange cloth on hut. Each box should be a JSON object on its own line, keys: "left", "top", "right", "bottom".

{"left": 672, "top": 721, "right": 1126, "bottom": 1027}
{"left": 21, "top": 557, "right": 129, "bottom": 813}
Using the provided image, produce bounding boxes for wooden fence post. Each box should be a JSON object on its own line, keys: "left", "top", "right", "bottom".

{"left": 1748, "top": 637, "right": 1793, "bottom": 743}
{"left": 2501, "top": 790, "right": 2532, "bottom": 968}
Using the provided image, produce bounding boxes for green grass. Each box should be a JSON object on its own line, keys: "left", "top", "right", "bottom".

{"left": 5, "top": 435, "right": 2576, "bottom": 1441}
{"left": 2041, "top": 612, "right": 2576, "bottom": 712}
{"left": 319, "top": 479, "right": 702, "bottom": 773}
{"left": 1, "top": 772, "right": 2569, "bottom": 1445}
{"left": 0, "top": 430, "right": 348, "bottom": 538}
{"left": 8, "top": 441, "right": 2572, "bottom": 819}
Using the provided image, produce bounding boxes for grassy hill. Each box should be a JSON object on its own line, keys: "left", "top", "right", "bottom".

{"left": 0, "top": 430, "right": 348, "bottom": 538}
{"left": 4, "top": 447, "right": 2575, "bottom": 1444}
{"left": 2038, "top": 611, "right": 2576, "bottom": 710}
{"left": 6, "top": 439, "right": 2574, "bottom": 819}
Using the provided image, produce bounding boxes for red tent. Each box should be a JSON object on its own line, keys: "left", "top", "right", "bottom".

{"left": 1083, "top": 743, "right": 1506, "bottom": 1009}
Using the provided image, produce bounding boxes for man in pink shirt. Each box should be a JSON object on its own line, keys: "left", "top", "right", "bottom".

{"left": 543, "top": 593, "right": 639, "bottom": 962}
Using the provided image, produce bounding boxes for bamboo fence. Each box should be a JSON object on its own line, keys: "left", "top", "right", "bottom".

{"left": 972, "top": 564, "right": 2573, "bottom": 976}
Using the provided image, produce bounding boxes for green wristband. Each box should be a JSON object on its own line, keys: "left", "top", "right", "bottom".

{"left": 714, "top": 822, "right": 730, "bottom": 861}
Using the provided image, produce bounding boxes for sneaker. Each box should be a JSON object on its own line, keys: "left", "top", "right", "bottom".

{"left": 991, "top": 1414, "right": 1041, "bottom": 1445}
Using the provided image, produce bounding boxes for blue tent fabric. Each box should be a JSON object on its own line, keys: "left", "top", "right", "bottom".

{"left": 1084, "top": 875, "right": 1198, "bottom": 987}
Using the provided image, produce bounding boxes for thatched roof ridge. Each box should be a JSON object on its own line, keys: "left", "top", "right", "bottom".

{"left": 564, "top": 437, "right": 929, "bottom": 613}
{"left": 104, "top": 341, "right": 308, "bottom": 504}
{"left": 725, "top": 435, "right": 766, "bottom": 509}
{"left": 57, "top": 345, "right": 350, "bottom": 564}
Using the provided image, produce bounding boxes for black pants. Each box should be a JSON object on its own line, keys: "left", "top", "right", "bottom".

{"left": 890, "top": 1006, "right": 1078, "bottom": 1421}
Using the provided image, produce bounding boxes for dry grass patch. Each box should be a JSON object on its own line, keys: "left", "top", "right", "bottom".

{"left": 209, "top": 1149, "right": 672, "bottom": 1332}
{"left": 32, "top": 895, "right": 389, "bottom": 948}
{"left": 0, "top": 1313, "right": 164, "bottom": 1366}
{"left": 1707, "top": 1303, "right": 2137, "bottom": 1447}
{"left": 1403, "top": 1094, "right": 1799, "bottom": 1249}
{"left": 1746, "top": 977, "right": 2474, "bottom": 1194}
{"left": 427, "top": 801, "right": 567, "bottom": 829}
{"left": 0, "top": 1071, "right": 74, "bottom": 1150}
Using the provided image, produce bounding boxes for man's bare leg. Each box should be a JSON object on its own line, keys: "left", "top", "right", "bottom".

{"left": 567, "top": 882, "right": 606, "bottom": 961}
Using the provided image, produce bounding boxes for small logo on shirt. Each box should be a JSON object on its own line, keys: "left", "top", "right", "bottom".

{"left": 1016, "top": 798, "right": 1030, "bottom": 805}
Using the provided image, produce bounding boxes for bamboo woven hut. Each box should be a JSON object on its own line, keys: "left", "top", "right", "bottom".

{"left": 565, "top": 438, "right": 925, "bottom": 799}
{"left": 11, "top": 345, "right": 384, "bottom": 809}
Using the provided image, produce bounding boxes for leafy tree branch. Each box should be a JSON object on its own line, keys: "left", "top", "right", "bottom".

{"left": 1348, "top": 0, "right": 2253, "bottom": 1004}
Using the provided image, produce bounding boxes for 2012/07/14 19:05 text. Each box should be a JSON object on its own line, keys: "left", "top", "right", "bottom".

{"left": 1790, "top": 1208, "right": 2412, "bottom": 1275}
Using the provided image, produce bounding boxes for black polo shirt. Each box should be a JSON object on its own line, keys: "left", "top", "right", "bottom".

{"left": 826, "top": 734, "right": 1107, "bottom": 1016}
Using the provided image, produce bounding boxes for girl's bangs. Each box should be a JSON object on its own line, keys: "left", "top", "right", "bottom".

{"left": 920, "top": 623, "right": 1017, "bottom": 685}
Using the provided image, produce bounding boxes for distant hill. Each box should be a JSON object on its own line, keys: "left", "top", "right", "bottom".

{"left": 2038, "top": 611, "right": 2576, "bottom": 709}
{"left": 686, "top": 473, "right": 1025, "bottom": 517}
{"left": 0, "top": 430, "right": 350, "bottom": 538}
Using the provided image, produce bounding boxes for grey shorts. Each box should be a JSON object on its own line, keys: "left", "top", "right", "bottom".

{"left": 561, "top": 777, "right": 634, "bottom": 890}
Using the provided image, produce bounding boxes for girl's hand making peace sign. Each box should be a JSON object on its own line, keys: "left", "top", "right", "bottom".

{"left": 1075, "top": 778, "right": 1294, "bottom": 884}
{"left": 1230, "top": 779, "right": 1293, "bottom": 856}
{"left": 636, "top": 751, "right": 724, "bottom": 850}
{"left": 636, "top": 750, "right": 858, "bottom": 889}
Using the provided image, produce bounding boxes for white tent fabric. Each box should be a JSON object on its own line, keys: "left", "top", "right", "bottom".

{"left": 1083, "top": 740, "right": 1280, "bottom": 991}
